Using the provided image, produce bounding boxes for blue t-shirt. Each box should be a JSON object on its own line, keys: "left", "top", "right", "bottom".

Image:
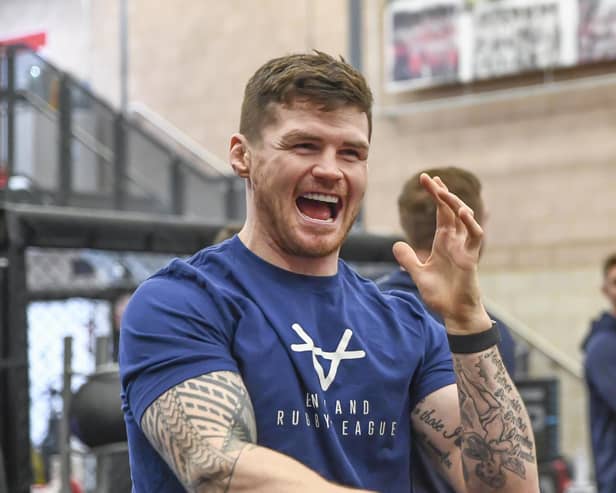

{"left": 583, "top": 311, "right": 616, "bottom": 493}
{"left": 120, "top": 236, "right": 456, "bottom": 492}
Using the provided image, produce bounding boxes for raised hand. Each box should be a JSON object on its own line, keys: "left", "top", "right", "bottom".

{"left": 392, "top": 173, "right": 492, "bottom": 334}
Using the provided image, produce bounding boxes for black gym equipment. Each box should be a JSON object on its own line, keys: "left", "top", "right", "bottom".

{"left": 0, "top": 446, "right": 7, "bottom": 493}
{"left": 71, "top": 365, "right": 126, "bottom": 448}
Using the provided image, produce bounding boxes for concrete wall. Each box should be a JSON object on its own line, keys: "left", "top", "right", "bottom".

{"left": 125, "top": 0, "right": 349, "bottom": 163}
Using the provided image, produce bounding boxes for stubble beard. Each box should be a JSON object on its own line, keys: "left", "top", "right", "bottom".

{"left": 254, "top": 191, "right": 358, "bottom": 259}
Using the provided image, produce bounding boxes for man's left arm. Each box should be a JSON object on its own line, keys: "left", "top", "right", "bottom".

{"left": 452, "top": 344, "right": 536, "bottom": 492}
{"left": 398, "top": 173, "right": 539, "bottom": 492}
{"left": 412, "top": 345, "right": 537, "bottom": 493}
{"left": 410, "top": 384, "right": 466, "bottom": 493}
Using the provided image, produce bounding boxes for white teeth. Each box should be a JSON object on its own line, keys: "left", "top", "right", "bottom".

{"left": 302, "top": 192, "right": 339, "bottom": 203}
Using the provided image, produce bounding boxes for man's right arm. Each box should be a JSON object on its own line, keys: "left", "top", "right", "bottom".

{"left": 140, "top": 370, "right": 373, "bottom": 493}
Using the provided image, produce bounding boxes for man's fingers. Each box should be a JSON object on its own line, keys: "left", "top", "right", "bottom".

{"left": 393, "top": 241, "right": 422, "bottom": 277}
{"left": 459, "top": 206, "right": 483, "bottom": 250}
{"left": 419, "top": 173, "right": 447, "bottom": 199}
{"left": 420, "top": 174, "right": 456, "bottom": 226}
{"left": 435, "top": 188, "right": 481, "bottom": 233}
{"left": 435, "top": 188, "right": 466, "bottom": 214}
{"left": 421, "top": 172, "right": 483, "bottom": 249}
{"left": 433, "top": 176, "right": 449, "bottom": 191}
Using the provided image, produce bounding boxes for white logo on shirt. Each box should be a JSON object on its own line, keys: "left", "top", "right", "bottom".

{"left": 290, "top": 323, "right": 366, "bottom": 391}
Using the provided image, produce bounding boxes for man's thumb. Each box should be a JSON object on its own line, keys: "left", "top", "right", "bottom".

{"left": 392, "top": 241, "right": 422, "bottom": 277}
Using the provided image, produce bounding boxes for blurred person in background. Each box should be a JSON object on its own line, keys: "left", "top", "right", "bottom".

{"left": 119, "top": 52, "right": 538, "bottom": 493}
{"left": 378, "top": 166, "right": 517, "bottom": 493}
{"left": 582, "top": 253, "right": 616, "bottom": 493}
{"left": 212, "top": 223, "right": 243, "bottom": 244}
{"left": 111, "top": 290, "right": 132, "bottom": 362}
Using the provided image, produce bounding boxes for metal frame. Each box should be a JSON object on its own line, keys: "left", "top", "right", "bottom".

{"left": 348, "top": 0, "right": 363, "bottom": 72}
{"left": 0, "top": 444, "right": 7, "bottom": 493}
{"left": 2, "top": 203, "right": 399, "bottom": 259}
{"left": 0, "top": 239, "right": 30, "bottom": 493}
{"left": 0, "top": 46, "right": 243, "bottom": 220}
{"left": 57, "top": 74, "right": 73, "bottom": 206}
{"left": 127, "top": 102, "right": 229, "bottom": 175}
{"left": 5, "top": 46, "right": 16, "bottom": 179}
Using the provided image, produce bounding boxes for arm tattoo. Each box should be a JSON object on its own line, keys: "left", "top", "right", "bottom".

{"left": 141, "top": 371, "right": 257, "bottom": 493}
{"left": 414, "top": 430, "right": 455, "bottom": 469}
{"left": 412, "top": 399, "right": 463, "bottom": 471}
{"left": 454, "top": 348, "right": 536, "bottom": 489}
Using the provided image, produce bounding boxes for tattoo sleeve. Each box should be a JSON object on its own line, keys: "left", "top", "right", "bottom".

{"left": 140, "top": 371, "right": 257, "bottom": 493}
{"left": 412, "top": 398, "right": 463, "bottom": 471}
{"left": 454, "top": 347, "right": 537, "bottom": 490}
{"left": 410, "top": 387, "right": 467, "bottom": 493}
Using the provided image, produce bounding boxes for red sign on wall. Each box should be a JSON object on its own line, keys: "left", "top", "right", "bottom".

{"left": 0, "top": 31, "right": 47, "bottom": 50}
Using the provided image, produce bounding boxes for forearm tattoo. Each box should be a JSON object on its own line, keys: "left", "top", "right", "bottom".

{"left": 412, "top": 401, "right": 463, "bottom": 471}
{"left": 141, "top": 371, "right": 257, "bottom": 493}
{"left": 454, "top": 348, "right": 536, "bottom": 489}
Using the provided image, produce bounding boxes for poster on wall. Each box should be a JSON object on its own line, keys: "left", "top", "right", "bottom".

{"left": 472, "top": 0, "right": 566, "bottom": 80}
{"left": 578, "top": 0, "right": 616, "bottom": 63}
{"left": 385, "top": 0, "right": 465, "bottom": 92}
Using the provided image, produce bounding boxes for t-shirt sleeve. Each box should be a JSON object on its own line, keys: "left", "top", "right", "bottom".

{"left": 585, "top": 333, "right": 616, "bottom": 413}
{"left": 392, "top": 291, "right": 456, "bottom": 409}
{"left": 409, "top": 309, "right": 456, "bottom": 409}
{"left": 119, "top": 269, "right": 239, "bottom": 424}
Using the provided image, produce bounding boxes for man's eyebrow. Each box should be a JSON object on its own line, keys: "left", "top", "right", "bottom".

{"left": 280, "top": 130, "right": 369, "bottom": 150}
{"left": 342, "top": 139, "right": 370, "bottom": 151}
{"left": 279, "top": 130, "right": 322, "bottom": 142}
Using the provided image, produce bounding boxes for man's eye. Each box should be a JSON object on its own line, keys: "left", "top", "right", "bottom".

{"left": 293, "top": 143, "right": 318, "bottom": 152}
{"left": 340, "top": 149, "right": 361, "bottom": 159}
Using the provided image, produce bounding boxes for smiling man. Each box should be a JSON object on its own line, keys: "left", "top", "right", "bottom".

{"left": 119, "top": 52, "right": 539, "bottom": 493}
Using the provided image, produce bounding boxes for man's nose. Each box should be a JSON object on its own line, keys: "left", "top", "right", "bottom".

{"left": 312, "top": 150, "right": 343, "bottom": 181}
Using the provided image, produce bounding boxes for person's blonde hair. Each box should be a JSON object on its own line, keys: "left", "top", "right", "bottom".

{"left": 398, "top": 166, "right": 484, "bottom": 250}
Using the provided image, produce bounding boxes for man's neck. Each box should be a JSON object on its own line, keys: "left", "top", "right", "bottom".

{"left": 238, "top": 227, "right": 339, "bottom": 277}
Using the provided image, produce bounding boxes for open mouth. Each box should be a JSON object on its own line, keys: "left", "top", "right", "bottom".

{"left": 296, "top": 192, "right": 342, "bottom": 223}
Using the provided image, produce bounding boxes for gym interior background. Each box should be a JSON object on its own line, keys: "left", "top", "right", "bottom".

{"left": 2, "top": 0, "right": 616, "bottom": 491}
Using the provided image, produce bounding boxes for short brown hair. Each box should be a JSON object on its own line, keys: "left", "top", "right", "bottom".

{"left": 239, "top": 51, "right": 373, "bottom": 143}
{"left": 603, "top": 253, "right": 616, "bottom": 278}
{"left": 398, "top": 166, "right": 484, "bottom": 250}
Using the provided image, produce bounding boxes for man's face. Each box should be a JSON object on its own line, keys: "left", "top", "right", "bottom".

{"left": 603, "top": 264, "right": 616, "bottom": 309}
{"left": 245, "top": 102, "right": 369, "bottom": 258}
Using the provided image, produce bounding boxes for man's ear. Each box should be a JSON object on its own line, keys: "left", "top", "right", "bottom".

{"left": 229, "top": 134, "right": 251, "bottom": 178}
